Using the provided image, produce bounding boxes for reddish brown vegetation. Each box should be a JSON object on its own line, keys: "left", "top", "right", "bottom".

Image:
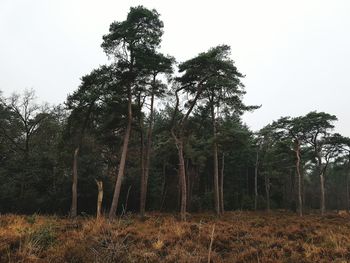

{"left": 1, "top": 211, "right": 350, "bottom": 262}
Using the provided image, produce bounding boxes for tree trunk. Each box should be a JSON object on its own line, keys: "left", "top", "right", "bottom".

{"left": 71, "top": 146, "right": 79, "bottom": 217}
{"left": 320, "top": 172, "right": 326, "bottom": 215}
{"left": 265, "top": 172, "right": 270, "bottom": 212}
{"left": 219, "top": 153, "right": 225, "bottom": 214}
{"left": 95, "top": 180, "right": 103, "bottom": 219}
{"left": 295, "top": 139, "right": 303, "bottom": 217}
{"left": 254, "top": 150, "right": 259, "bottom": 211}
{"left": 124, "top": 185, "right": 132, "bottom": 214}
{"left": 316, "top": 154, "right": 326, "bottom": 216}
{"left": 109, "top": 87, "right": 132, "bottom": 219}
{"left": 186, "top": 159, "right": 191, "bottom": 209}
{"left": 177, "top": 140, "right": 187, "bottom": 221}
{"left": 140, "top": 92, "right": 154, "bottom": 217}
{"left": 347, "top": 171, "right": 350, "bottom": 212}
{"left": 171, "top": 80, "right": 207, "bottom": 221}
{"left": 210, "top": 103, "right": 220, "bottom": 216}
{"left": 70, "top": 102, "right": 95, "bottom": 218}
{"left": 139, "top": 98, "right": 145, "bottom": 217}
{"left": 160, "top": 161, "right": 167, "bottom": 211}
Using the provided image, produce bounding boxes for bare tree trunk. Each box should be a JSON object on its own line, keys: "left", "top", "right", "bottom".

{"left": 178, "top": 166, "right": 182, "bottom": 211}
{"left": 347, "top": 171, "right": 350, "bottom": 212}
{"left": 95, "top": 180, "right": 103, "bottom": 219}
{"left": 265, "top": 172, "right": 270, "bottom": 212}
{"left": 140, "top": 92, "right": 155, "bottom": 217}
{"left": 177, "top": 140, "right": 187, "bottom": 221}
{"left": 320, "top": 172, "right": 326, "bottom": 215}
{"left": 295, "top": 139, "right": 303, "bottom": 217}
{"left": 316, "top": 154, "right": 326, "bottom": 216}
{"left": 139, "top": 99, "right": 146, "bottom": 217}
{"left": 254, "top": 150, "right": 259, "bottom": 211}
{"left": 124, "top": 185, "right": 132, "bottom": 214}
{"left": 109, "top": 87, "right": 132, "bottom": 219}
{"left": 160, "top": 162, "right": 167, "bottom": 211}
{"left": 70, "top": 102, "right": 95, "bottom": 218}
{"left": 246, "top": 168, "right": 249, "bottom": 195}
{"left": 186, "top": 159, "right": 191, "bottom": 209}
{"left": 210, "top": 103, "right": 220, "bottom": 216}
{"left": 219, "top": 153, "right": 225, "bottom": 214}
{"left": 71, "top": 147, "right": 79, "bottom": 217}
{"left": 301, "top": 165, "right": 305, "bottom": 210}
{"left": 171, "top": 80, "right": 207, "bottom": 221}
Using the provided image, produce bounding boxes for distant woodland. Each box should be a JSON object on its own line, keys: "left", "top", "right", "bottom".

{"left": 1, "top": 6, "right": 350, "bottom": 220}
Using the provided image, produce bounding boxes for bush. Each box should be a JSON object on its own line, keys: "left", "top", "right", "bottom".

{"left": 25, "top": 214, "right": 37, "bottom": 225}
{"left": 30, "top": 224, "right": 56, "bottom": 249}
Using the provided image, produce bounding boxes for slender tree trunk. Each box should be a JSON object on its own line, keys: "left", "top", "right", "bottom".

{"left": 140, "top": 92, "right": 154, "bottom": 217}
{"left": 186, "top": 159, "right": 190, "bottom": 208}
{"left": 178, "top": 166, "right": 182, "bottom": 210}
{"left": 20, "top": 139, "right": 29, "bottom": 199}
{"left": 320, "top": 171, "right": 326, "bottom": 215}
{"left": 177, "top": 140, "right": 187, "bottom": 221}
{"left": 316, "top": 155, "right": 326, "bottom": 216}
{"left": 171, "top": 80, "right": 207, "bottom": 221}
{"left": 347, "top": 171, "right": 350, "bottom": 212}
{"left": 71, "top": 147, "right": 79, "bottom": 217}
{"left": 95, "top": 180, "right": 103, "bottom": 219}
{"left": 295, "top": 139, "right": 303, "bottom": 217}
{"left": 219, "top": 153, "right": 225, "bottom": 214}
{"left": 160, "top": 161, "right": 167, "bottom": 211}
{"left": 254, "top": 150, "right": 259, "bottom": 211}
{"left": 246, "top": 168, "right": 249, "bottom": 195}
{"left": 160, "top": 188, "right": 167, "bottom": 212}
{"left": 301, "top": 165, "right": 305, "bottom": 210}
{"left": 171, "top": 134, "right": 187, "bottom": 220}
{"left": 210, "top": 103, "right": 220, "bottom": 216}
{"left": 70, "top": 102, "right": 95, "bottom": 218}
{"left": 139, "top": 97, "right": 146, "bottom": 217}
{"left": 124, "top": 185, "right": 132, "bottom": 213}
{"left": 109, "top": 86, "right": 132, "bottom": 219}
{"left": 265, "top": 172, "right": 270, "bottom": 212}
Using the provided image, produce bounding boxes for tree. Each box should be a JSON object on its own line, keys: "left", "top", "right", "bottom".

{"left": 253, "top": 135, "right": 263, "bottom": 211}
{"left": 0, "top": 89, "right": 50, "bottom": 199}
{"left": 0, "top": 90, "right": 66, "bottom": 213}
{"left": 326, "top": 134, "right": 350, "bottom": 211}
{"left": 258, "top": 125, "right": 275, "bottom": 212}
{"left": 102, "top": 6, "right": 164, "bottom": 219}
{"left": 199, "top": 45, "right": 250, "bottom": 215}
{"left": 66, "top": 66, "right": 113, "bottom": 217}
{"left": 136, "top": 51, "right": 174, "bottom": 217}
{"left": 272, "top": 116, "right": 306, "bottom": 216}
{"left": 301, "top": 112, "right": 338, "bottom": 215}
{"left": 171, "top": 45, "right": 252, "bottom": 219}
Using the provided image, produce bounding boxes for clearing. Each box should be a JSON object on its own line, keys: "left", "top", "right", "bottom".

{"left": 1, "top": 211, "right": 350, "bottom": 262}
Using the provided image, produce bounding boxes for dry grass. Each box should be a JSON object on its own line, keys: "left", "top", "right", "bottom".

{"left": 1, "top": 211, "right": 350, "bottom": 262}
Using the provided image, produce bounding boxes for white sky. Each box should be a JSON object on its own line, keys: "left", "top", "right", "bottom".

{"left": 0, "top": 0, "right": 349, "bottom": 135}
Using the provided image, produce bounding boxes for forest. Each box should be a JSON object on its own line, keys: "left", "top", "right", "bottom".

{"left": 1, "top": 5, "right": 350, "bottom": 263}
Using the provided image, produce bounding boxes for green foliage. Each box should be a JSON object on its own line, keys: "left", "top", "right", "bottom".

{"left": 25, "top": 214, "right": 37, "bottom": 225}
{"left": 30, "top": 224, "right": 56, "bottom": 249}
{"left": 0, "top": 6, "right": 348, "bottom": 217}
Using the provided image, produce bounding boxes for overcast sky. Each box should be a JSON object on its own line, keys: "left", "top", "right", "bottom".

{"left": 0, "top": 0, "right": 349, "bottom": 135}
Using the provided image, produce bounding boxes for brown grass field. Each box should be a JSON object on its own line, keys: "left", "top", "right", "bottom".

{"left": 1, "top": 211, "right": 350, "bottom": 263}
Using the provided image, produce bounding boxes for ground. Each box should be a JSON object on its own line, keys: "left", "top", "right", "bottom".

{"left": 1, "top": 211, "right": 350, "bottom": 262}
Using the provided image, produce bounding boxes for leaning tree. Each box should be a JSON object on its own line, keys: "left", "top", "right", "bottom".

{"left": 101, "top": 6, "right": 165, "bottom": 219}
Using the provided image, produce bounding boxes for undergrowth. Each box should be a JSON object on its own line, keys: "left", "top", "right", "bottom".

{"left": 1, "top": 211, "right": 350, "bottom": 262}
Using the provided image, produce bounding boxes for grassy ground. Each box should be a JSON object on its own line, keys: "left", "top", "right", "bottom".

{"left": 1, "top": 211, "right": 350, "bottom": 262}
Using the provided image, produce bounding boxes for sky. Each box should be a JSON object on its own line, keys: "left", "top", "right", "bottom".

{"left": 0, "top": 0, "right": 349, "bottom": 135}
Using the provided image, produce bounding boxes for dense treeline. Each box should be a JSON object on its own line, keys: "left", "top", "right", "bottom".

{"left": 1, "top": 6, "right": 349, "bottom": 219}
